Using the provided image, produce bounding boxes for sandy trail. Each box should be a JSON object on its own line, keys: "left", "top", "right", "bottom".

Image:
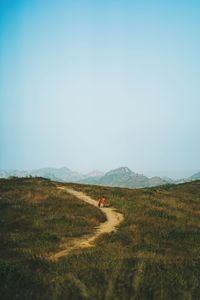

{"left": 50, "top": 187, "right": 124, "bottom": 260}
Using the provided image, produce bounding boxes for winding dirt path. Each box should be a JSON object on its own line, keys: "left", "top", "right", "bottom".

{"left": 50, "top": 187, "right": 124, "bottom": 260}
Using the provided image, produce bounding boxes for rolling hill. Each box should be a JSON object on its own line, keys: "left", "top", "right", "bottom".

{"left": 1, "top": 177, "right": 200, "bottom": 299}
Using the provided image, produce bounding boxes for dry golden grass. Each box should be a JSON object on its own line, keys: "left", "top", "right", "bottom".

{"left": 0, "top": 177, "right": 200, "bottom": 299}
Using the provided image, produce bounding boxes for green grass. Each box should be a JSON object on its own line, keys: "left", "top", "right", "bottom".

{"left": 0, "top": 178, "right": 200, "bottom": 299}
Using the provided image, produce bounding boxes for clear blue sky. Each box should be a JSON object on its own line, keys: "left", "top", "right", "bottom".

{"left": 0, "top": 0, "right": 200, "bottom": 178}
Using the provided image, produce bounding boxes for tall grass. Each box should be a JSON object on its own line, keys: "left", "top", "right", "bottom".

{"left": 0, "top": 178, "right": 200, "bottom": 299}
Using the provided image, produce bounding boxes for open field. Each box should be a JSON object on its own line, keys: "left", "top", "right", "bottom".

{"left": 0, "top": 177, "right": 200, "bottom": 299}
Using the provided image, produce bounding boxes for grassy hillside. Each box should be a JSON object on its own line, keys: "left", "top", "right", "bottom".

{"left": 0, "top": 178, "right": 200, "bottom": 299}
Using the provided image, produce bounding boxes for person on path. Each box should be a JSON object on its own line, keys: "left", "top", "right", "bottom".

{"left": 101, "top": 197, "right": 106, "bottom": 207}
{"left": 98, "top": 198, "right": 102, "bottom": 207}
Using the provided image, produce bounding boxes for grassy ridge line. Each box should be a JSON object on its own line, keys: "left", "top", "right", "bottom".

{"left": 0, "top": 178, "right": 200, "bottom": 299}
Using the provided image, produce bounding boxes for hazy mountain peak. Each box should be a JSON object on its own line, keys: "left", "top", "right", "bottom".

{"left": 106, "top": 167, "right": 132, "bottom": 175}
{"left": 59, "top": 166, "right": 71, "bottom": 171}
{"left": 162, "top": 176, "right": 174, "bottom": 183}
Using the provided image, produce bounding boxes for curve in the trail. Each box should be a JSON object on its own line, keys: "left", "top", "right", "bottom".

{"left": 50, "top": 187, "right": 124, "bottom": 260}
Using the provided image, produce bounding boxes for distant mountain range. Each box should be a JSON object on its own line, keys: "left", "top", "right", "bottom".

{"left": 0, "top": 167, "right": 199, "bottom": 189}
{"left": 0, "top": 167, "right": 84, "bottom": 183}
{"left": 79, "top": 167, "right": 169, "bottom": 188}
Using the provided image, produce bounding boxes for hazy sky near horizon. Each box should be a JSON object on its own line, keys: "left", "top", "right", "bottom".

{"left": 0, "top": 0, "right": 200, "bottom": 179}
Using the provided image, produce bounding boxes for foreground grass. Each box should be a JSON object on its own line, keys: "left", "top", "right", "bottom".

{"left": 0, "top": 178, "right": 200, "bottom": 299}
